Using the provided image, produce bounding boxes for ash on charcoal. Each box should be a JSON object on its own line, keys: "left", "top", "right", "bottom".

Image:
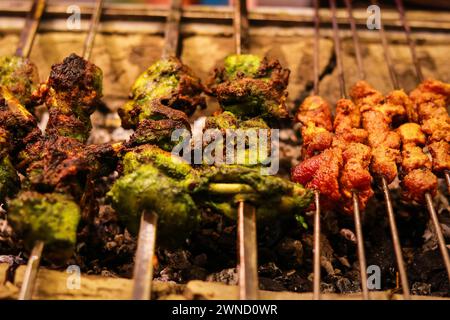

{"left": 411, "top": 282, "right": 431, "bottom": 296}
{"left": 276, "top": 237, "right": 304, "bottom": 269}
{"left": 206, "top": 268, "right": 238, "bottom": 285}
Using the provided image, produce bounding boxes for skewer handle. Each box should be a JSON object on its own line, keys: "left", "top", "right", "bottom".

{"left": 15, "top": 0, "right": 46, "bottom": 58}
{"left": 234, "top": 0, "right": 250, "bottom": 55}
{"left": 425, "top": 193, "right": 450, "bottom": 283}
{"left": 312, "top": 191, "right": 321, "bottom": 300}
{"left": 237, "top": 200, "right": 258, "bottom": 300}
{"left": 381, "top": 178, "right": 410, "bottom": 299}
{"left": 162, "top": 0, "right": 182, "bottom": 59}
{"left": 395, "top": 0, "right": 424, "bottom": 82}
{"left": 352, "top": 192, "right": 369, "bottom": 300}
{"left": 312, "top": 0, "right": 320, "bottom": 96}
{"left": 132, "top": 211, "right": 158, "bottom": 300}
{"left": 445, "top": 171, "right": 450, "bottom": 195}
{"left": 18, "top": 240, "right": 44, "bottom": 300}
{"left": 329, "top": 0, "right": 347, "bottom": 99}
{"left": 82, "top": 0, "right": 104, "bottom": 61}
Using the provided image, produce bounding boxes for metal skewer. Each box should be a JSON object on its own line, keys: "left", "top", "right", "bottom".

{"left": 163, "top": 0, "right": 182, "bottom": 59}
{"left": 395, "top": 0, "right": 450, "bottom": 194}
{"left": 312, "top": 191, "right": 321, "bottom": 300}
{"left": 347, "top": 0, "right": 410, "bottom": 299}
{"left": 311, "top": 0, "right": 321, "bottom": 300}
{"left": 343, "top": 0, "right": 364, "bottom": 81}
{"left": 132, "top": 210, "right": 158, "bottom": 300}
{"left": 18, "top": 0, "right": 104, "bottom": 300}
{"left": 372, "top": 0, "right": 400, "bottom": 91}
{"left": 18, "top": 240, "right": 43, "bottom": 300}
{"left": 82, "top": 0, "right": 104, "bottom": 61}
{"left": 425, "top": 193, "right": 450, "bottom": 282}
{"left": 131, "top": 0, "right": 182, "bottom": 300}
{"left": 329, "top": 0, "right": 369, "bottom": 300}
{"left": 233, "top": 0, "right": 259, "bottom": 300}
{"left": 394, "top": 0, "right": 424, "bottom": 83}
{"left": 394, "top": 0, "right": 450, "bottom": 283}
{"left": 15, "top": 0, "right": 46, "bottom": 58}
{"left": 15, "top": 0, "right": 45, "bottom": 301}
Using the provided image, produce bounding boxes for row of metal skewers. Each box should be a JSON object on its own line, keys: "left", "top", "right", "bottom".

{"left": 9, "top": 0, "right": 263, "bottom": 301}
{"left": 305, "top": 0, "right": 450, "bottom": 300}
{"left": 16, "top": 0, "right": 105, "bottom": 300}
{"left": 2, "top": 0, "right": 449, "bottom": 301}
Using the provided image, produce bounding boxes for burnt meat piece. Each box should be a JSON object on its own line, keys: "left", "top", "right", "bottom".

{"left": 208, "top": 54, "right": 290, "bottom": 120}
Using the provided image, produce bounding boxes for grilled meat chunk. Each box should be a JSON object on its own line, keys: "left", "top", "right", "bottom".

{"left": 108, "top": 146, "right": 201, "bottom": 248}
{"left": 350, "top": 81, "right": 407, "bottom": 183}
{"left": 33, "top": 53, "right": 103, "bottom": 143}
{"left": 339, "top": 143, "right": 373, "bottom": 214}
{"left": 295, "top": 95, "right": 333, "bottom": 131}
{"left": 8, "top": 191, "right": 81, "bottom": 263}
{"left": 291, "top": 147, "right": 342, "bottom": 210}
{"left": 201, "top": 164, "right": 313, "bottom": 221}
{"left": 0, "top": 55, "right": 39, "bottom": 109}
{"left": 208, "top": 54, "right": 290, "bottom": 120}
{"left": 428, "top": 141, "right": 450, "bottom": 174}
{"left": 0, "top": 86, "right": 42, "bottom": 157}
{"left": 402, "top": 169, "right": 437, "bottom": 203}
{"left": 295, "top": 96, "right": 334, "bottom": 158}
{"left": 0, "top": 127, "right": 20, "bottom": 203}
{"left": 119, "top": 56, "right": 205, "bottom": 128}
{"left": 333, "top": 98, "right": 373, "bottom": 213}
{"left": 397, "top": 122, "right": 437, "bottom": 203}
{"left": 409, "top": 79, "right": 450, "bottom": 177}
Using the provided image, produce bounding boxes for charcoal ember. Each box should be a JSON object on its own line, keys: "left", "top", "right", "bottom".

{"left": 258, "top": 262, "right": 283, "bottom": 278}
{"left": 322, "top": 269, "right": 361, "bottom": 294}
{"left": 279, "top": 272, "right": 312, "bottom": 293}
{"left": 332, "top": 275, "right": 361, "bottom": 294}
{"left": 156, "top": 267, "right": 183, "bottom": 283}
{"left": 259, "top": 277, "right": 286, "bottom": 292}
{"left": 276, "top": 237, "right": 304, "bottom": 268}
{"left": 162, "top": 249, "right": 192, "bottom": 270}
{"left": 206, "top": 268, "right": 238, "bottom": 285}
{"left": 411, "top": 282, "right": 431, "bottom": 296}
{"left": 0, "top": 254, "right": 25, "bottom": 282}
{"left": 185, "top": 266, "right": 208, "bottom": 281}
{"left": 320, "top": 282, "right": 336, "bottom": 294}
{"left": 408, "top": 248, "right": 450, "bottom": 297}
{"left": 188, "top": 210, "right": 236, "bottom": 269}
{"left": 193, "top": 253, "right": 207, "bottom": 267}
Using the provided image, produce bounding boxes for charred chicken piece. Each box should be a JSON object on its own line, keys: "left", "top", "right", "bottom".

{"left": 428, "top": 141, "right": 450, "bottom": 174}
{"left": 120, "top": 56, "right": 205, "bottom": 129}
{"left": 0, "top": 55, "right": 39, "bottom": 109}
{"left": 0, "top": 86, "right": 41, "bottom": 157}
{"left": 292, "top": 94, "right": 373, "bottom": 214}
{"left": 33, "top": 53, "right": 103, "bottom": 143}
{"left": 397, "top": 122, "right": 437, "bottom": 203}
{"left": 350, "top": 81, "right": 406, "bottom": 183}
{"left": 332, "top": 98, "right": 373, "bottom": 214}
{"left": 8, "top": 191, "right": 80, "bottom": 263}
{"left": 0, "top": 127, "right": 20, "bottom": 203}
{"left": 402, "top": 169, "right": 437, "bottom": 203}
{"left": 291, "top": 147, "right": 342, "bottom": 211}
{"left": 339, "top": 142, "right": 373, "bottom": 214}
{"left": 199, "top": 164, "right": 313, "bottom": 221}
{"left": 208, "top": 54, "right": 290, "bottom": 120}
{"left": 111, "top": 57, "right": 207, "bottom": 247}
{"left": 7, "top": 54, "right": 112, "bottom": 262}
{"left": 332, "top": 98, "right": 368, "bottom": 147}
{"left": 295, "top": 96, "right": 334, "bottom": 158}
{"left": 109, "top": 145, "right": 201, "bottom": 248}
{"left": 409, "top": 79, "right": 450, "bottom": 176}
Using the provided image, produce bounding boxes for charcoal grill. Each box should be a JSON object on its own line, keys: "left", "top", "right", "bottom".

{"left": 0, "top": 0, "right": 449, "bottom": 300}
